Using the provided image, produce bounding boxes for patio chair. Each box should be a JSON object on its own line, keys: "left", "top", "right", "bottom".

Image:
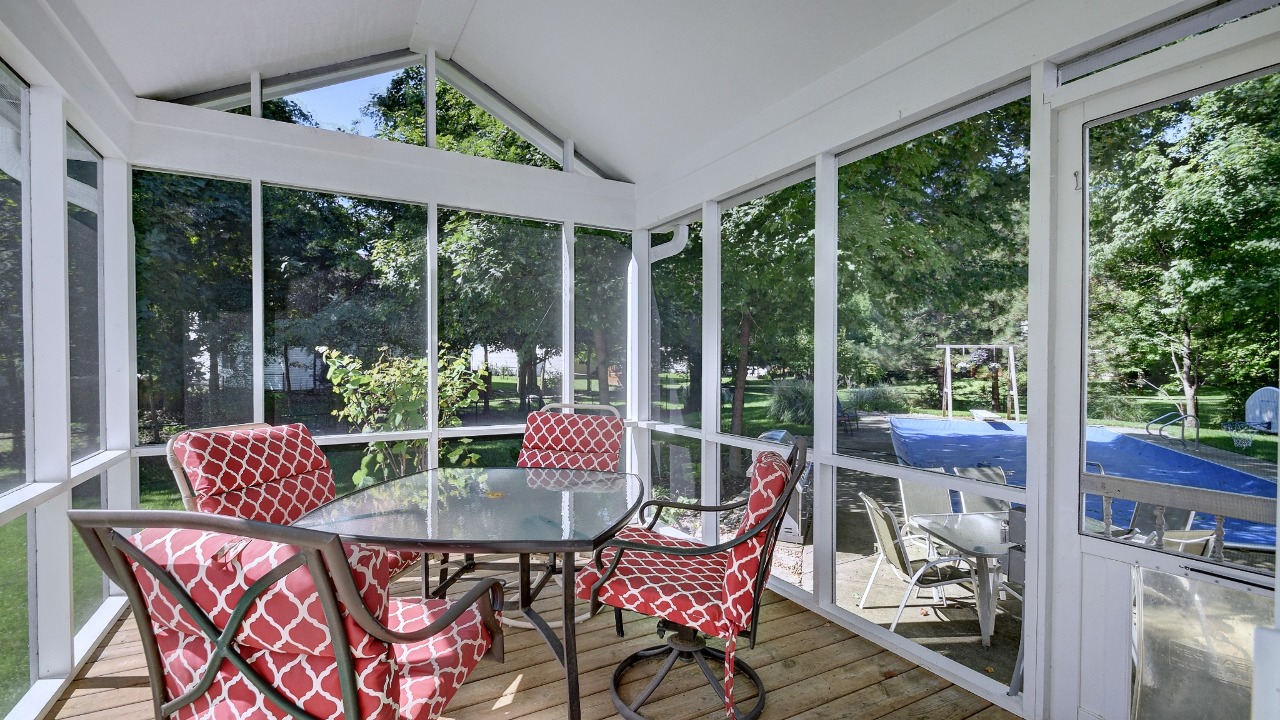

{"left": 953, "top": 465, "right": 1011, "bottom": 513}
{"left": 517, "top": 402, "right": 625, "bottom": 471}
{"left": 858, "top": 493, "right": 976, "bottom": 633}
{"left": 167, "top": 422, "right": 422, "bottom": 580}
{"left": 898, "top": 474, "right": 953, "bottom": 552}
{"left": 836, "top": 397, "right": 859, "bottom": 433}
{"left": 576, "top": 440, "right": 806, "bottom": 720}
{"left": 68, "top": 509, "right": 503, "bottom": 720}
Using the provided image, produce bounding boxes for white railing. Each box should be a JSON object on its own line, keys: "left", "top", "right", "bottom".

{"left": 1081, "top": 471, "right": 1276, "bottom": 561}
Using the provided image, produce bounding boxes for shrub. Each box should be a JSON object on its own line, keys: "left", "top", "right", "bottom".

{"left": 768, "top": 379, "right": 815, "bottom": 424}
{"left": 1086, "top": 392, "right": 1148, "bottom": 423}
{"left": 844, "top": 385, "right": 911, "bottom": 414}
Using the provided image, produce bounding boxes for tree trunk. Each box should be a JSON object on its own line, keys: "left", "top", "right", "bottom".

{"left": 728, "top": 310, "right": 754, "bottom": 474}
{"left": 1171, "top": 321, "right": 1198, "bottom": 419}
{"left": 593, "top": 325, "right": 610, "bottom": 406}
{"left": 989, "top": 365, "right": 1001, "bottom": 413}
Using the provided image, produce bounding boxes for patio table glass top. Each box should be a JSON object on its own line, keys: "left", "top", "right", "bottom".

{"left": 295, "top": 466, "right": 644, "bottom": 554}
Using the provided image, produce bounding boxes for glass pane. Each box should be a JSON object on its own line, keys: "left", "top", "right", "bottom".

{"left": 651, "top": 225, "right": 703, "bottom": 427}
{"left": 649, "top": 433, "right": 703, "bottom": 538}
{"left": 834, "top": 467, "right": 1024, "bottom": 683}
{"left": 1133, "top": 568, "right": 1272, "bottom": 720}
{"left": 67, "top": 127, "right": 102, "bottom": 462}
{"left": 719, "top": 444, "right": 812, "bottom": 591}
{"left": 139, "top": 455, "right": 184, "bottom": 510}
{"left": 436, "top": 435, "right": 522, "bottom": 470}
{"left": 438, "top": 209, "right": 562, "bottom": 426}
{"left": 0, "top": 65, "right": 26, "bottom": 496}
{"left": 1084, "top": 71, "right": 1279, "bottom": 570}
{"left": 574, "top": 227, "right": 630, "bottom": 411}
{"left": 0, "top": 515, "right": 29, "bottom": 715}
{"left": 433, "top": 79, "right": 558, "bottom": 168}
{"left": 71, "top": 476, "right": 105, "bottom": 635}
{"left": 720, "top": 179, "right": 815, "bottom": 440}
{"left": 263, "top": 186, "right": 428, "bottom": 434}
{"left": 278, "top": 69, "right": 406, "bottom": 138}
{"left": 835, "top": 99, "right": 1031, "bottom": 490}
{"left": 134, "top": 170, "right": 253, "bottom": 444}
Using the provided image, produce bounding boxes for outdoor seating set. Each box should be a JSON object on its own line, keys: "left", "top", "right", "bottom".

{"left": 70, "top": 404, "right": 806, "bottom": 720}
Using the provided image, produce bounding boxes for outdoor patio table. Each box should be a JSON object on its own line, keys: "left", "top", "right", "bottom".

{"left": 295, "top": 465, "right": 644, "bottom": 720}
{"left": 909, "top": 511, "right": 1017, "bottom": 647}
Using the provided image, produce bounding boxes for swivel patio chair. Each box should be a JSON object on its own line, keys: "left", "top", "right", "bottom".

{"left": 576, "top": 440, "right": 806, "bottom": 720}
{"left": 69, "top": 509, "right": 504, "bottom": 720}
{"left": 166, "top": 422, "right": 422, "bottom": 581}
{"left": 442, "top": 403, "right": 628, "bottom": 618}
{"left": 858, "top": 493, "right": 977, "bottom": 632}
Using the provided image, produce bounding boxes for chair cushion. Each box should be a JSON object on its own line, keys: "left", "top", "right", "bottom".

{"left": 724, "top": 451, "right": 790, "bottom": 628}
{"left": 156, "top": 632, "right": 395, "bottom": 720}
{"left": 173, "top": 424, "right": 336, "bottom": 524}
{"left": 517, "top": 411, "right": 624, "bottom": 471}
{"left": 388, "top": 598, "right": 495, "bottom": 720}
{"left": 387, "top": 550, "right": 421, "bottom": 578}
{"left": 130, "top": 527, "right": 390, "bottom": 659}
{"left": 575, "top": 526, "right": 732, "bottom": 639}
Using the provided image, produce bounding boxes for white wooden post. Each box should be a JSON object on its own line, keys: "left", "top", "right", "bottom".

{"left": 813, "top": 152, "right": 838, "bottom": 604}
{"left": 250, "top": 71, "right": 262, "bottom": 118}
{"left": 1008, "top": 344, "right": 1021, "bottom": 421}
{"left": 627, "top": 229, "right": 652, "bottom": 485}
{"left": 944, "top": 346, "right": 953, "bottom": 418}
{"left": 29, "top": 85, "right": 73, "bottom": 680}
{"left": 701, "top": 200, "right": 721, "bottom": 545}
{"left": 251, "top": 178, "right": 264, "bottom": 423}
{"left": 426, "top": 202, "right": 440, "bottom": 466}
{"left": 561, "top": 221, "right": 575, "bottom": 406}
{"left": 424, "top": 50, "right": 437, "bottom": 149}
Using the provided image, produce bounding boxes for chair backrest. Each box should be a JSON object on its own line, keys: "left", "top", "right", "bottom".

{"left": 1158, "top": 529, "right": 1215, "bottom": 557}
{"left": 899, "top": 477, "right": 954, "bottom": 519}
{"left": 724, "top": 444, "right": 801, "bottom": 638}
{"left": 954, "top": 465, "right": 1011, "bottom": 513}
{"left": 169, "top": 423, "right": 336, "bottom": 524}
{"left": 861, "top": 493, "right": 913, "bottom": 578}
{"left": 69, "top": 509, "right": 391, "bottom": 720}
{"left": 517, "top": 403, "right": 624, "bottom": 472}
{"left": 1129, "top": 502, "right": 1195, "bottom": 535}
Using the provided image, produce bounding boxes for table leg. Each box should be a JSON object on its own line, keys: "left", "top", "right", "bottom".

{"left": 976, "top": 558, "right": 997, "bottom": 647}
{"left": 562, "top": 552, "right": 581, "bottom": 720}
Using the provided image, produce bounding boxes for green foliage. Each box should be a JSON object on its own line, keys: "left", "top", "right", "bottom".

{"left": 1088, "top": 73, "right": 1280, "bottom": 418}
{"left": 768, "top": 379, "right": 815, "bottom": 425}
{"left": 841, "top": 385, "right": 912, "bottom": 414}
{"left": 322, "top": 344, "right": 486, "bottom": 485}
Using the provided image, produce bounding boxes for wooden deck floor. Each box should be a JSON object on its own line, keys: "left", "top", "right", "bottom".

{"left": 48, "top": 563, "right": 1021, "bottom": 720}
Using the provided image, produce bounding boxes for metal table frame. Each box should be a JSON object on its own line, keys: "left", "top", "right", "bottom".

{"left": 909, "top": 511, "right": 1015, "bottom": 647}
{"left": 296, "top": 467, "right": 644, "bottom": 720}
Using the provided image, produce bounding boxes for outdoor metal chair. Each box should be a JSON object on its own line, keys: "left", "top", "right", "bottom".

{"left": 953, "top": 465, "right": 1012, "bottom": 513}
{"left": 167, "top": 422, "right": 422, "bottom": 581}
{"left": 517, "top": 402, "right": 625, "bottom": 471}
{"left": 898, "top": 473, "right": 954, "bottom": 553}
{"left": 575, "top": 440, "right": 806, "bottom": 720}
{"left": 69, "top": 509, "right": 503, "bottom": 720}
{"left": 858, "top": 493, "right": 977, "bottom": 632}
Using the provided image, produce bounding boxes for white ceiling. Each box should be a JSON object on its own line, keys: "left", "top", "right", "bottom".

{"left": 66, "top": 0, "right": 957, "bottom": 183}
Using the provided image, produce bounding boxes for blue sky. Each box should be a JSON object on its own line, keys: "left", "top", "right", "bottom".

{"left": 284, "top": 69, "right": 400, "bottom": 136}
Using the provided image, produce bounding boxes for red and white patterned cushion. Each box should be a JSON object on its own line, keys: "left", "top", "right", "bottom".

{"left": 575, "top": 451, "right": 792, "bottom": 719}
{"left": 172, "top": 424, "right": 336, "bottom": 525}
{"left": 127, "top": 527, "right": 494, "bottom": 720}
{"left": 172, "top": 424, "right": 419, "bottom": 577}
{"left": 575, "top": 527, "right": 732, "bottom": 638}
{"left": 388, "top": 598, "right": 492, "bottom": 720}
{"left": 517, "top": 411, "right": 624, "bottom": 471}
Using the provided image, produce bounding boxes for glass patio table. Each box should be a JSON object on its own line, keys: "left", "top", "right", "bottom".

{"left": 295, "top": 465, "right": 644, "bottom": 720}
{"left": 909, "top": 511, "right": 1017, "bottom": 647}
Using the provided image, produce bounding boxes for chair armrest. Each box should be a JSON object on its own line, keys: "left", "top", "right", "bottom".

{"left": 339, "top": 574, "right": 506, "bottom": 659}
{"left": 637, "top": 497, "right": 748, "bottom": 529}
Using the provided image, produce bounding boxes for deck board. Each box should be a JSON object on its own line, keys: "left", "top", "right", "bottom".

{"left": 48, "top": 560, "right": 1014, "bottom": 720}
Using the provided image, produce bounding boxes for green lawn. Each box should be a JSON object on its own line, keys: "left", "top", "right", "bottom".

{"left": 0, "top": 516, "right": 27, "bottom": 717}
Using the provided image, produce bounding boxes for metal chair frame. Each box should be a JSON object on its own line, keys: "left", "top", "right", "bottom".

{"left": 583, "top": 440, "right": 808, "bottom": 720}
{"left": 69, "top": 509, "right": 503, "bottom": 720}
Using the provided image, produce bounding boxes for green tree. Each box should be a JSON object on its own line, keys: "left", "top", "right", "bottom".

{"left": 1088, "top": 74, "right": 1280, "bottom": 418}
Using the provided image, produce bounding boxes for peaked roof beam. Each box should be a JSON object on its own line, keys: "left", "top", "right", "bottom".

{"left": 435, "top": 58, "right": 605, "bottom": 179}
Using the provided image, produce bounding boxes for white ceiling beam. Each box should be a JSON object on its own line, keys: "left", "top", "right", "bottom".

{"left": 409, "top": 0, "right": 476, "bottom": 60}
{"left": 435, "top": 58, "right": 605, "bottom": 179}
